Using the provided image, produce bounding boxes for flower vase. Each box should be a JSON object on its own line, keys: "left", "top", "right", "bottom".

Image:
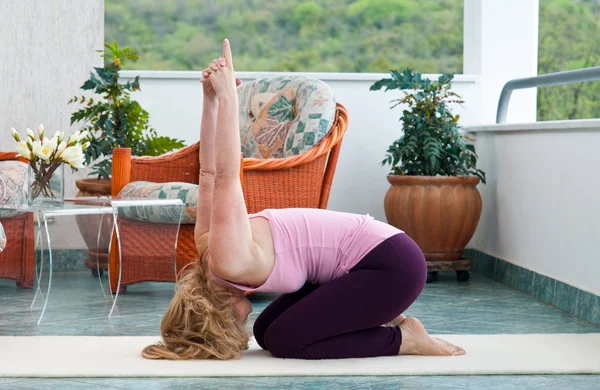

{"left": 28, "top": 162, "right": 65, "bottom": 207}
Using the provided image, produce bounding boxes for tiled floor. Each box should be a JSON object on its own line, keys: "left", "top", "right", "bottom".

{"left": 0, "top": 271, "right": 598, "bottom": 389}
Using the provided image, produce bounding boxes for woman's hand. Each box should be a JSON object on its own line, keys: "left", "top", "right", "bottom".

{"left": 202, "top": 39, "right": 240, "bottom": 99}
{"left": 201, "top": 67, "right": 241, "bottom": 97}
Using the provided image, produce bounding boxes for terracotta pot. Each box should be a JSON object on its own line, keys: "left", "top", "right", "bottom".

{"left": 384, "top": 176, "right": 482, "bottom": 261}
{"left": 75, "top": 178, "right": 113, "bottom": 274}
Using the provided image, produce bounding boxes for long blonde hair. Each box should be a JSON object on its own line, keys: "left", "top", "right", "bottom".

{"left": 142, "top": 233, "right": 249, "bottom": 360}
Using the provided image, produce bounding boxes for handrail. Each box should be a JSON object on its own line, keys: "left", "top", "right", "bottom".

{"left": 496, "top": 66, "right": 600, "bottom": 123}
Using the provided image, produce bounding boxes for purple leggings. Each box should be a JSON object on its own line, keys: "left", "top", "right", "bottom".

{"left": 253, "top": 233, "right": 427, "bottom": 359}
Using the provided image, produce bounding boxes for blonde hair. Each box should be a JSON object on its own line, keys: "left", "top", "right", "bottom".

{"left": 142, "top": 233, "right": 249, "bottom": 360}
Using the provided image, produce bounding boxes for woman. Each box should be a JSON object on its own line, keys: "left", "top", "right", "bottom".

{"left": 143, "top": 39, "right": 466, "bottom": 360}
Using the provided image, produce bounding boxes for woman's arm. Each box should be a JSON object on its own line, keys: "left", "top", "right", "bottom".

{"left": 206, "top": 40, "right": 259, "bottom": 282}
{"left": 194, "top": 93, "right": 218, "bottom": 241}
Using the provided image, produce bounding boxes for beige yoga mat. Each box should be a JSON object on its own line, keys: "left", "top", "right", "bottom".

{"left": 1, "top": 334, "right": 599, "bottom": 377}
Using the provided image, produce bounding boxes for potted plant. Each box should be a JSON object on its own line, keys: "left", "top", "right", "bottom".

{"left": 70, "top": 41, "right": 184, "bottom": 192}
{"left": 370, "top": 69, "right": 485, "bottom": 282}
{"left": 69, "top": 41, "right": 184, "bottom": 277}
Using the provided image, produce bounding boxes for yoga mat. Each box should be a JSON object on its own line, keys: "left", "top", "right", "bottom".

{"left": 1, "top": 334, "right": 599, "bottom": 377}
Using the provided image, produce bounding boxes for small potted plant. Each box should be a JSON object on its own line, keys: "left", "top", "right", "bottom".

{"left": 70, "top": 41, "right": 185, "bottom": 194}
{"left": 371, "top": 69, "right": 485, "bottom": 282}
{"left": 69, "top": 41, "right": 184, "bottom": 277}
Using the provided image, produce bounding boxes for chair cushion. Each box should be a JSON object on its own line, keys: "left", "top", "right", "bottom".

{"left": 238, "top": 75, "right": 337, "bottom": 159}
{"left": 0, "top": 222, "right": 5, "bottom": 253}
{"left": 118, "top": 181, "right": 197, "bottom": 224}
{"left": 0, "top": 160, "right": 28, "bottom": 219}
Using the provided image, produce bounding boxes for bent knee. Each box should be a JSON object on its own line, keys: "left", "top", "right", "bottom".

{"left": 252, "top": 319, "right": 269, "bottom": 351}
{"left": 262, "top": 327, "right": 304, "bottom": 358}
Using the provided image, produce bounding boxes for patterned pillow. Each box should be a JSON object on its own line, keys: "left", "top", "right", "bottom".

{"left": 118, "top": 181, "right": 197, "bottom": 224}
{"left": 0, "top": 222, "right": 5, "bottom": 253}
{"left": 238, "top": 75, "right": 337, "bottom": 159}
{"left": 0, "top": 160, "right": 28, "bottom": 219}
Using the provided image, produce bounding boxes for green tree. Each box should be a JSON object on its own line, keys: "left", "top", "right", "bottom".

{"left": 104, "top": 0, "right": 464, "bottom": 74}
{"left": 538, "top": 0, "right": 600, "bottom": 120}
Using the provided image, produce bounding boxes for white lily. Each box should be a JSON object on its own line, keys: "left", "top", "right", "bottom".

{"left": 26, "top": 128, "right": 35, "bottom": 141}
{"left": 68, "top": 131, "right": 80, "bottom": 145}
{"left": 56, "top": 141, "right": 68, "bottom": 155}
{"left": 11, "top": 128, "right": 20, "bottom": 142}
{"left": 68, "top": 130, "right": 88, "bottom": 144}
{"left": 39, "top": 138, "right": 56, "bottom": 161}
{"left": 60, "top": 145, "right": 83, "bottom": 163}
{"left": 16, "top": 141, "right": 31, "bottom": 160}
{"left": 51, "top": 131, "right": 62, "bottom": 142}
{"left": 67, "top": 154, "right": 85, "bottom": 169}
{"left": 31, "top": 140, "right": 43, "bottom": 158}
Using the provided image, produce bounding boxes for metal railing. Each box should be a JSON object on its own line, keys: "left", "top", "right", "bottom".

{"left": 496, "top": 66, "right": 600, "bottom": 123}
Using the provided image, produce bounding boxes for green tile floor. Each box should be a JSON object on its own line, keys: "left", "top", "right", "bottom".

{"left": 0, "top": 271, "right": 598, "bottom": 389}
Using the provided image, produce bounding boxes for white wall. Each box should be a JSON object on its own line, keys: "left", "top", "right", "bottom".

{"left": 120, "top": 71, "right": 479, "bottom": 222}
{"left": 0, "top": 0, "right": 104, "bottom": 248}
{"left": 468, "top": 120, "right": 600, "bottom": 295}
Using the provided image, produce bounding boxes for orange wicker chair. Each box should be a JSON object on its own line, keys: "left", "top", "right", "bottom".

{"left": 0, "top": 153, "right": 35, "bottom": 287}
{"left": 109, "top": 81, "right": 348, "bottom": 293}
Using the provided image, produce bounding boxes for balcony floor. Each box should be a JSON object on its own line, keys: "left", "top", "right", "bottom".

{"left": 0, "top": 271, "right": 598, "bottom": 389}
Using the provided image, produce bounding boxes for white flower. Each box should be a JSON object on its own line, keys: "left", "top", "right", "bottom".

{"left": 26, "top": 128, "right": 35, "bottom": 140}
{"left": 67, "top": 154, "right": 85, "bottom": 169}
{"left": 50, "top": 131, "right": 62, "bottom": 143}
{"left": 11, "top": 128, "right": 20, "bottom": 142}
{"left": 38, "top": 124, "right": 44, "bottom": 140}
{"left": 68, "top": 130, "right": 88, "bottom": 145}
{"left": 67, "top": 131, "right": 80, "bottom": 145}
{"left": 39, "top": 138, "right": 56, "bottom": 161}
{"left": 31, "top": 140, "right": 43, "bottom": 158}
{"left": 60, "top": 145, "right": 84, "bottom": 165}
{"left": 16, "top": 141, "right": 31, "bottom": 160}
{"left": 56, "top": 141, "right": 68, "bottom": 155}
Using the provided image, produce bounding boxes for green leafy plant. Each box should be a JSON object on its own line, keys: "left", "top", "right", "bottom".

{"left": 69, "top": 41, "right": 185, "bottom": 180}
{"left": 370, "top": 68, "right": 485, "bottom": 183}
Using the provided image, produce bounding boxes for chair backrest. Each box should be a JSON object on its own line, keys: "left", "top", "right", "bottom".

{"left": 238, "top": 75, "right": 337, "bottom": 159}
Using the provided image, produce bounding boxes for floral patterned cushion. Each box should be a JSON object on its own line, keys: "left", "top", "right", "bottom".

{"left": 0, "top": 160, "right": 28, "bottom": 219}
{"left": 0, "top": 223, "right": 5, "bottom": 253}
{"left": 238, "top": 75, "right": 337, "bottom": 159}
{"left": 118, "top": 181, "right": 197, "bottom": 224}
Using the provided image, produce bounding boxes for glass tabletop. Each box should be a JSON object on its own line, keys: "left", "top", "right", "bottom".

{"left": 0, "top": 197, "right": 184, "bottom": 216}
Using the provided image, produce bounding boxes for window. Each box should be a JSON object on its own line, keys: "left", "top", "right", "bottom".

{"left": 538, "top": 0, "right": 600, "bottom": 120}
{"left": 105, "top": 0, "right": 463, "bottom": 74}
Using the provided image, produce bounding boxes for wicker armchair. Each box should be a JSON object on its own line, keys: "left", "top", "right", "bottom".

{"left": 0, "top": 153, "right": 35, "bottom": 287}
{"left": 109, "top": 76, "right": 348, "bottom": 293}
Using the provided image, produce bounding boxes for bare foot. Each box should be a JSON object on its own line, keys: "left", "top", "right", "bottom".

{"left": 383, "top": 313, "right": 407, "bottom": 327}
{"left": 398, "top": 317, "right": 466, "bottom": 356}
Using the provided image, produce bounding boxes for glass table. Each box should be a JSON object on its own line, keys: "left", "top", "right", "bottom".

{"left": 0, "top": 198, "right": 184, "bottom": 324}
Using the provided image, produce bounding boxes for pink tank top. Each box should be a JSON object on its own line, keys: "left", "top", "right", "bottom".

{"left": 213, "top": 208, "right": 402, "bottom": 294}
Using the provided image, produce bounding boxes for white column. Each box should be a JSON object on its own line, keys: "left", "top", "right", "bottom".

{"left": 0, "top": 0, "right": 104, "bottom": 249}
{"left": 464, "top": 0, "right": 539, "bottom": 124}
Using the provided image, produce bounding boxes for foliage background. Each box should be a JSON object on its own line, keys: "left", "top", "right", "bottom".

{"left": 105, "top": 0, "right": 600, "bottom": 121}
